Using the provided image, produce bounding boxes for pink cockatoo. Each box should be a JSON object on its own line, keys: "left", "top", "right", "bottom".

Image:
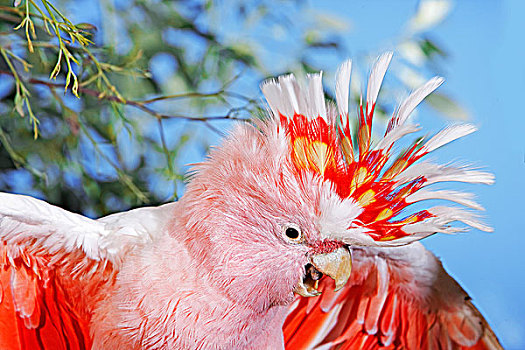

{"left": 0, "top": 52, "right": 502, "bottom": 349}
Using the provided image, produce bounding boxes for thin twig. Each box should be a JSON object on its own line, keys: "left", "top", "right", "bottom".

{"left": 0, "top": 70, "right": 254, "bottom": 123}
{"left": 78, "top": 121, "right": 150, "bottom": 203}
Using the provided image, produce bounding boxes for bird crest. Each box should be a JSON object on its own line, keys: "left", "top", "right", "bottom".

{"left": 261, "top": 52, "right": 493, "bottom": 246}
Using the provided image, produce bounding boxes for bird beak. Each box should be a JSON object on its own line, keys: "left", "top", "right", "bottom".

{"left": 294, "top": 246, "right": 352, "bottom": 297}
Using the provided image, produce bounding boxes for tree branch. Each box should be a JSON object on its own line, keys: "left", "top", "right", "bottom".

{"left": 0, "top": 70, "right": 254, "bottom": 123}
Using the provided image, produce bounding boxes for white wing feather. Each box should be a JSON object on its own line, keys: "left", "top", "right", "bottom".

{"left": 0, "top": 192, "right": 174, "bottom": 266}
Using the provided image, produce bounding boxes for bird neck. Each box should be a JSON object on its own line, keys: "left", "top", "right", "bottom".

{"left": 91, "top": 221, "right": 289, "bottom": 349}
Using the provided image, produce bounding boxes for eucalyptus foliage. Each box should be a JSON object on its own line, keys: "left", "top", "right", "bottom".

{"left": 0, "top": 0, "right": 458, "bottom": 217}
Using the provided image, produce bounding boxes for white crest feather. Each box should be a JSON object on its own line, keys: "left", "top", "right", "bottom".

{"left": 335, "top": 59, "right": 352, "bottom": 127}
{"left": 406, "top": 189, "right": 484, "bottom": 211}
{"left": 395, "top": 162, "right": 495, "bottom": 186}
{"left": 307, "top": 72, "right": 327, "bottom": 120}
{"left": 261, "top": 72, "right": 328, "bottom": 121}
{"left": 261, "top": 80, "right": 283, "bottom": 118}
{"left": 417, "top": 124, "right": 477, "bottom": 155}
{"left": 402, "top": 206, "right": 493, "bottom": 235}
{"left": 376, "top": 124, "right": 421, "bottom": 151}
{"left": 366, "top": 52, "right": 393, "bottom": 114}
{"left": 278, "top": 74, "right": 300, "bottom": 117}
{"left": 388, "top": 76, "right": 444, "bottom": 133}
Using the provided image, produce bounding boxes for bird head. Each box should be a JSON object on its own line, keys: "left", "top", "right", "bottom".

{"left": 179, "top": 52, "right": 493, "bottom": 311}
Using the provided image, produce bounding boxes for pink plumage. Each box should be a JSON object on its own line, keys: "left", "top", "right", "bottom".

{"left": 0, "top": 53, "right": 501, "bottom": 349}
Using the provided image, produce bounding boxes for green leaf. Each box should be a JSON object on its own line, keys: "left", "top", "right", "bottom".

{"left": 420, "top": 38, "right": 447, "bottom": 59}
{"left": 13, "top": 91, "right": 25, "bottom": 117}
{"left": 75, "top": 22, "right": 98, "bottom": 31}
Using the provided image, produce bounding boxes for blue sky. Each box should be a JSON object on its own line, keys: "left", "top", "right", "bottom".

{"left": 312, "top": 1, "right": 523, "bottom": 348}
{"left": 434, "top": 1, "right": 525, "bottom": 347}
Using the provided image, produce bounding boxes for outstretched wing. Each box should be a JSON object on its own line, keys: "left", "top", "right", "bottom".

{"left": 0, "top": 192, "right": 174, "bottom": 350}
{"left": 283, "top": 242, "right": 502, "bottom": 350}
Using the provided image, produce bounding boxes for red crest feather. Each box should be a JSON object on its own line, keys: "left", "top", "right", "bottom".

{"left": 262, "top": 53, "right": 493, "bottom": 245}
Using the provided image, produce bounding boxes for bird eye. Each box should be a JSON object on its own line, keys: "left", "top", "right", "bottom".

{"left": 282, "top": 224, "right": 303, "bottom": 243}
